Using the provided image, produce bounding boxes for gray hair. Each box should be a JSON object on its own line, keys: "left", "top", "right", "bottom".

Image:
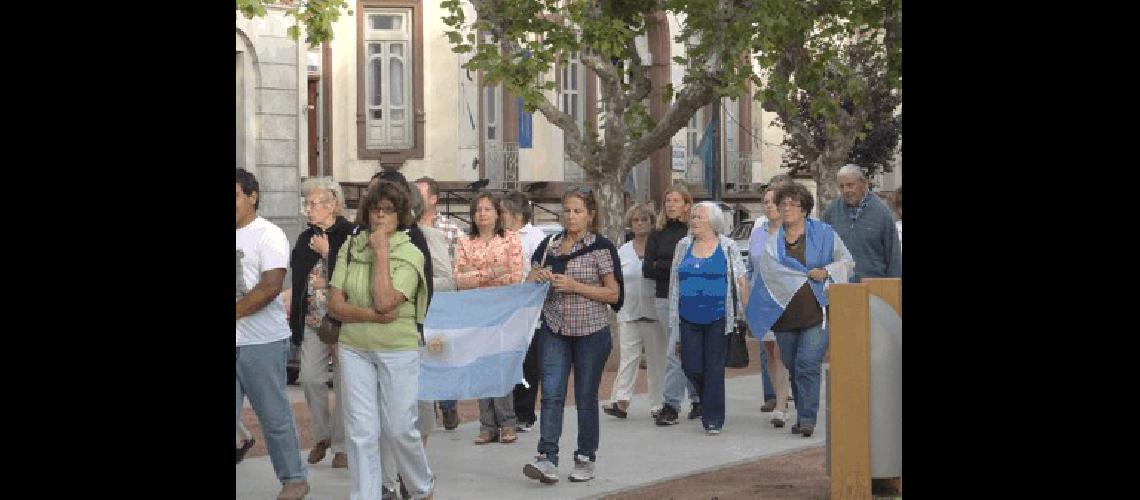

{"left": 837, "top": 164, "right": 866, "bottom": 180}
{"left": 691, "top": 201, "right": 730, "bottom": 236}
{"left": 406, "top": 180, "right": 425, "bottom": 222}
{"left": 300, "top": 177, "right": 345, "bottom": 215}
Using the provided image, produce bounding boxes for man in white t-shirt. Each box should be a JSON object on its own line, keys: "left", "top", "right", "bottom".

{"left": 235, "top": 169, "right": 309, "bottom": 500}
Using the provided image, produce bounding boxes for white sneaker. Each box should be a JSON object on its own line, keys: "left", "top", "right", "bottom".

{"left": 524, "top": 455, "right": 559, "bottom": 484}
{"left": 770, "top": 410, "right": 786, "bottom": 428}
{"left": 568, "top": 454, "right": 596, "bottom": 482}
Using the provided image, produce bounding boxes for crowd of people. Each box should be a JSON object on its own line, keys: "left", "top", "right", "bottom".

{"left": 235, "top": 163, "right": 901, "bottom": 499}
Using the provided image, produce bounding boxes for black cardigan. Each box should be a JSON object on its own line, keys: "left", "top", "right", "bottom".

{"left": 641, "top": 219, "right": 688, "bottom": 299}
{"left": 289, "top": 216, "right": 354, "bottom": 345}
{"left": 532, "top": 232, "right": 624, "bottom": 313}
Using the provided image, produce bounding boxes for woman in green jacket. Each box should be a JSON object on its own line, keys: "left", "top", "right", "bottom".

{"left": 328, "top": 180, "right": 434, "bottom": 500}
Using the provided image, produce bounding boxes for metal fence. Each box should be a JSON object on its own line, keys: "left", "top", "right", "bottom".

{"left": 485, "top": 141, "right": 520, "bottom": 190}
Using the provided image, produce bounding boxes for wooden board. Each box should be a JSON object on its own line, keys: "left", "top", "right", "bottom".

{"left": 827, "top": 283, "right": 872, "bottom": 500}
{"left": 862, "top": 278, "right": 901, "bottom": 316}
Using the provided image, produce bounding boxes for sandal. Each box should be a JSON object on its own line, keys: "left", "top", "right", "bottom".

{"left": 602, "top": 402, "right": 628, "bottom": 419}
{"left": 474, "top": 431, "right": 499, "bottom": 445}
{"left": 500, "top": 428, "right": 518, "bottom": 444}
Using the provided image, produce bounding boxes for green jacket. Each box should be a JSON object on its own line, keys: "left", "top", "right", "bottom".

{"left": 331, "top": 229, "right": 428, "bottom": 352}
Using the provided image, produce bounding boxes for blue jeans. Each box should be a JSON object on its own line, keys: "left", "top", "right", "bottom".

{"left": 236, "top": 339, "right": 307, "bottom": 483}
{"left": 439, "top": 400, "right": 457, "bottom": 412}
{"left": 759, "top": 345, "right": 776, "bottom": 401}
{"left": 656, "top": 298, "right": 699, "bottom": 410}
{"left": 774, "top": 324, "right": 829, "bottom": 426}
{"left": 679, "top": 317, "right": 728, "bottom": 430}
{"left": 537, "top": 322, "right": 611, "bottom": 467}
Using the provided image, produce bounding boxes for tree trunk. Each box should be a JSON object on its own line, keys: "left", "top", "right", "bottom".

{"left": 812, "top": 138, "right": 859, "bottom": 209}
{"left": 595, "top": 170, "right": 626, "bottom": 372}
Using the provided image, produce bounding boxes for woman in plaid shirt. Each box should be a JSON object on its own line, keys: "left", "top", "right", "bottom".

{"left": 523, "top": 187, "right": 622, "bottom": 485}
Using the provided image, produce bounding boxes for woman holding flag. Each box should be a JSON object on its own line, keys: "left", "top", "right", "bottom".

{"left": 745, "top": 183, "right": 854, "bottom": 438}
{"left": 454, "top": 191, "right": 525, "bottom": 445}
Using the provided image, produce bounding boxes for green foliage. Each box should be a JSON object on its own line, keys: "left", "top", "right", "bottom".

{"left": 236, "top": 0, "right": 351, "bottom": 47}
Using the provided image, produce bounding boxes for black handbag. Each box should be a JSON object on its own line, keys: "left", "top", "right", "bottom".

{"left": 725, "top": 255, "right": 750, "bottom": 368}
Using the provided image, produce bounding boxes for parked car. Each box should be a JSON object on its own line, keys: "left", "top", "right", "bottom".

{"left": 729, "top": 218, "right": 757, "bottom": 275}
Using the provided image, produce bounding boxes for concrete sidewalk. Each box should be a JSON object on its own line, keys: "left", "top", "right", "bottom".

{"left": 237, "top": 371, "right": 826, "bottom": 499}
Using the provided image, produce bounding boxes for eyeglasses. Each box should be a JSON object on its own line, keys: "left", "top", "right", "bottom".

{"left": 304, "top": 198, "right": 331, "bottom": 209}
{"left": 369, "top": 205, "right": 398, "bottom": 214}
{"left": 630, "top": 216, "right": 651, "bottom": 223}
{"left": 778, "top": 200, "right": 802, "bottom": 209}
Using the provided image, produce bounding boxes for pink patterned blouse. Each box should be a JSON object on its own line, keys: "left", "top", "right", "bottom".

{"left": 453, "top": 230, "right": 525, "bottom": 289}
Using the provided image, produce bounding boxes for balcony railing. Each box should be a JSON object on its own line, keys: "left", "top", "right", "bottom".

{"left": 485, "top": 141, "right": 520, "bottom": 190}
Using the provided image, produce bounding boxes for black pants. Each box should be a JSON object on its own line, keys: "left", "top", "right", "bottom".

{"left": 512, "top": 329, "right": 542, "bottom": 425}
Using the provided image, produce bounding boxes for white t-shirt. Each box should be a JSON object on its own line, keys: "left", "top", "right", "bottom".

{"left": 616, "top": 241, "right": 657, "bottom": 323}
{"left": 236, "top": 216, "right": 292, "bottom": 346}
{"left": 517, "top": 223, "right": 548, "bottom": 276}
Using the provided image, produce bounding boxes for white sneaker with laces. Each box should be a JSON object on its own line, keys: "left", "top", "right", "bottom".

{"left": 524, "top": 455, "right": 559, "bottom": 484}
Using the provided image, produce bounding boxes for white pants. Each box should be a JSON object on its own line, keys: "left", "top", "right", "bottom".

{"left": 611, "top": 320, "right": 666, "bottom": 411}
{"left": 381, "top": 400, "right": 436, "bottom": 490}
{"left": 299, "top": 326, "right": 345, "bottom": 453}
{"left": 338, "top": 346, "right": 434, "bottom": 500}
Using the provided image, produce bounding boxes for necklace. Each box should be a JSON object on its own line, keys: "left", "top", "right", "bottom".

{"left": 786, "top": 233, "right": 804, "bottom": 249}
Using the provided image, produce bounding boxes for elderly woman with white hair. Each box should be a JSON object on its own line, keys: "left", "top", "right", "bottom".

{"left": 290, "top": 176, "right": 354, "bottom": 467}
{"left": 667, "top": 202, "right": 749, "bottom": 435}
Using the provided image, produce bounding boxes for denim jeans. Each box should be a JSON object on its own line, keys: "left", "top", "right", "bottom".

{"left": 235, "top": 339, "right": 307, "bottom": 483}
{"left": 537, "top": 322, "right": 611, "bottom": 467}
{"left": 759, "top": 345, "right": 776, "bottom": 401}
{"left": 656, "top": 298, "right": 699, "bottom": 410}
{"left": 439, "top": 400, "right": 457, "bottom": 411}
{"left": 774, "top": 323, "right": 829, "bottom": 426}
{"left": 679, "top": 317, "right": 728, "bottom": 430}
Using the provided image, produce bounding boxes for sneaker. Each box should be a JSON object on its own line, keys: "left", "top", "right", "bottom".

{"left": 523, "top": 455, "right": 559, "bottom": 484}
{"left": 760, "top": 399, "right": 777, "bottom": 412}
{"left": 568, "top": 454, "right": 596, "bottom": 482}
{"left": 276, "top": 480, "right": 310, "bottom": 500}
{"left": 688, "top": 403, "right": 702, "bottom": 420}
{"left": 706, "top": 427, "right": 721, "bottom": 435}
{"left": 770, "top": 411, "right": 786, "bottom": 428}
{"left": 442, "top": 408, "right": 459, "bottom": 430}
{"left": 791, "top": 423, "right": 814, "bottom": 437}
{"left": 331, "top": 452, "right": 348, "bottom": 468}
{"left": 307, "top": 438, "right": 331, "bottom": 464}
{"left": 516, "top": 421, "right": 534, "bottom": 433}
{"left": 655, "top": 404, "right": 679, "bottom": 426}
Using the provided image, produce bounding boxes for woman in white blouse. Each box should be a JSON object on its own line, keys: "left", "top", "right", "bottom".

{"left": 603, "top": 204, "right": 665, "bottom": 419}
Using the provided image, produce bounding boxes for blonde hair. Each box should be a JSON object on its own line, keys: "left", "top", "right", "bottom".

{"left": 655, "top": 184, "right": 693, "bottom": 231}
{"left": 625, "top": 202, "right": 656, "bottom": 228}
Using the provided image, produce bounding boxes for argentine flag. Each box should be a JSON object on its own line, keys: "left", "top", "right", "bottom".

{"left": 418, "top": 282, "right": 550, "bottom": 401}
{"left": 744, "top": 219, "right": 855, "bottom": 336}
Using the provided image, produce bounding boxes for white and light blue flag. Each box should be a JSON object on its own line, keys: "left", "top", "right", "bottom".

{"left": 418, "top": 282, "right": 550, "bottom": 401}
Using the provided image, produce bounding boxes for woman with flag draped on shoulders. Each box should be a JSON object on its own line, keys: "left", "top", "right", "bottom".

{"left": 745, "top": 183, "right": 855, "bottom": 439}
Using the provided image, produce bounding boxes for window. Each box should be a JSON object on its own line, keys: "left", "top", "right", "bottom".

{"left": 481, "top": 34, "right": 502, "bottom": 144}
{"left": 364, "top": 9, "right": 412, "bottom": 149}
{"left": 561, "top": 52, "right": 585, "bottom": 180}
{"left": 356, "top": 1, "right": 423, "bottom": 163}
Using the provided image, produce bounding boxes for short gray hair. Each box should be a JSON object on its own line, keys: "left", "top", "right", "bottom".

{"left": 300, "top": 177, "right": 345, "bottom": 215}
{"left": 837, "top": 164, "right": 866, "bottom": 180}
{"left": 691, "top": 201, "right": 730, "bottom": 236}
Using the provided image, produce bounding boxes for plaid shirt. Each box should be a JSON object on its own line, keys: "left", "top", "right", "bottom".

{"left": 432, "top": 212, "right": 466, "bottom": 258}
{"left": 538, "top": 233, "right": 616, "bottom": 336}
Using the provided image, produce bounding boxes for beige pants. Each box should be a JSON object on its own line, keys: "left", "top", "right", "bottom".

{"left": 611, "top": 319, "right": 666, "bottom": 411}
{"left": 299, "top": 326, "right": 346, "bottom": 453}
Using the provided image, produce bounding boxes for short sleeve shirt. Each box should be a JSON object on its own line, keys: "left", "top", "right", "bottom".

{"left": 536, "top": 233, "right": 615, "bottom": 336}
